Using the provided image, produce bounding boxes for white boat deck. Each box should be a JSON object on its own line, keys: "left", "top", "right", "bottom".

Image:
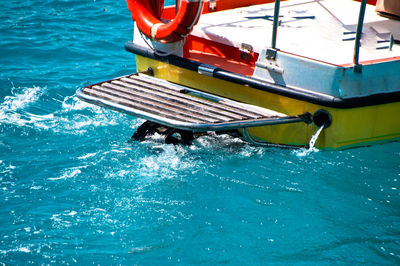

{"left": 192, "top": 0, "right": 400, "bottom": 65}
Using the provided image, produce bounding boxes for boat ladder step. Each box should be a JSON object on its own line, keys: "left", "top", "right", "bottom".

{"left": 76, "top": 73, "right": 311, "bottom": 132}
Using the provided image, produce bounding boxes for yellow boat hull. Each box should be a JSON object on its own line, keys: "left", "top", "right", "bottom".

{"left": 136, "top": 55, "right": 400, "bottom": 149}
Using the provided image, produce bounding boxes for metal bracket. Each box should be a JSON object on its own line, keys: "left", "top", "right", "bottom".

{"left": 240, "top": 43, "right": 254, "bottom": 61}
{"left": 209, "top": 0, "right": 216, "bottom": 12}
{"left": 255, "top": 61, "right": 284, "bottom": 74}
{"left": 198, "top": 64, "right": 218, "bottom": 77}
{"left": 241, "top": 43, "right": 253, "bottom": 53}
{"left": 353, "top": 64, "right": 363, "bottom": 73}
{"left": 266, "top": 48, "right": 278, "bottom": 60}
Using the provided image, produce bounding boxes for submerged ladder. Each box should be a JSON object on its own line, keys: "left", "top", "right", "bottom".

{"left": 76, "top": 73, "right": 312, "bottom": 144}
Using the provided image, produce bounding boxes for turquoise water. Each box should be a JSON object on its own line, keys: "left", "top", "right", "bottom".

{"left": 1, "top": 0, "right": 400, "bottom": 264}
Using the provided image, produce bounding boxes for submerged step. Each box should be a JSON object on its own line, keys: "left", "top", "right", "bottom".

{"left": 76, "top": 73, "right": 310, "bottom": 132}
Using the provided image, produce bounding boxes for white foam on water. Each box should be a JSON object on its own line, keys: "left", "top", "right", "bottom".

{"left": 77, "top": 152, "right": 97, "bottom": 160}
{"left": 1, "top": 163, "right": 16, "bottom": 175}
{"left": 48, "top": 167, "right": 83, "bottom": 181}
{"left": 52, "top": 96, "right": 125, "bottom": 135}
{"left": 0, "top": 86, "right": 46, "bottom": 128}
{"left": 99, "top": 142, "right": 198, "bottom": 189}
{"left": 49, "top": 210, "right": 79, "bottom": 229}
{"left": 0, "top": 87, "right": 125, "bottom": 136}
{"left": 128, "top": 246, "right": 154, "bottom": 254}
{"left": 2, "top": 86, "right": 43, "bottom": 111}
{"left": 194, "top": 132, "right": 246, "bottom": 150}
{"left": 0, "top": 246, "right": 32, "bottom": 255}
{"left": 66, "top": 211, "right": 77, "bottom": 216}
{"left": 61, "top": 95, "right": 95, "bottom": 112}
{"left": 17, "top": 246, "right": 31, "bottom": 253}
{"left": 136, "top": 145, "right": 189, "bottom": 180}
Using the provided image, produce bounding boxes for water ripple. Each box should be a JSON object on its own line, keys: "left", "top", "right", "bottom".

{"left": 1, "top": 0, "right": 399, "bottom": 264}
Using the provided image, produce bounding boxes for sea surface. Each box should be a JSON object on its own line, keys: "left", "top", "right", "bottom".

{"left": 1, "top": 0, "right": 400, "bottom": 264}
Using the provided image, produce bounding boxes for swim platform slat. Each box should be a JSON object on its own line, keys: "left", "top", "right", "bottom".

{"left": 100, "top": 83, "right": 225, "bottom": 122}
{"left": 120, "top": 76, "right": 262, "bottom": 119}
{"left": 85, "top": 87, "right": 206, "bottom": 124}
{"left": 108, "top": 80, "right": 241, "bottom": 121}
{"left": 77, "top": 73, "right": 308, "bottom": 132}
{"left": 92, "top": 85, "right": 219, "bottom": 123}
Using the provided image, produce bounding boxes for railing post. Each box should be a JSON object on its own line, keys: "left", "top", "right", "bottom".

{"left": 266, "top": 0, "right": 281, "bottom": 60}
{"left": 353, "top": 0, "right": 367, "bottom": 73}
{"left": 271, "top": 0, "right": 281, "bottom": 50}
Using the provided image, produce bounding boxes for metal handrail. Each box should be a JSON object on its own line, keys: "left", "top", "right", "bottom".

{"left": 353, "top": 0, "right": 367, "bottom": 72}
{"left": 271, "top": 0, "right": 281, "bottom": 50}
{"left": 269, "top": 0, "right": 367, "bottom": 71}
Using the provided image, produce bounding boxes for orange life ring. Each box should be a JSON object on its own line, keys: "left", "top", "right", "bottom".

{"left": 127, "top": 0, "right": 203, "bottom": 43}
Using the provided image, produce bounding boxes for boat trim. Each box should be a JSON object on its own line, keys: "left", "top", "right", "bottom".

{"left": 125, "top": 41, "right": 400, "bottom": 109}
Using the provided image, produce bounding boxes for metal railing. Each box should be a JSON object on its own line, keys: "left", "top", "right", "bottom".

{"left": 271, "top": 0, "right": 281, "bottom": 50}
{"left": 353, "top": 0, "right": 367, "bottom": 72}
{"left": 269, "top": 0, "right": 367, "bottom": 72}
